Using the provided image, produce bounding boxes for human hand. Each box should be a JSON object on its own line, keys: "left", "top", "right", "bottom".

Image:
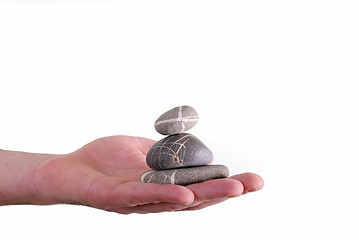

{"left": 25, "top": 136, "right": 264, "bottom": 213}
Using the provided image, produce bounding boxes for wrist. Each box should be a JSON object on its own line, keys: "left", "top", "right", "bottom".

{"left": 0, "top": 150, "right": 57, "bottom": 206}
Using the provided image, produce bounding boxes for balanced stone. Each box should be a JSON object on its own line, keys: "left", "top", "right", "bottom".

{"left": 155, "top": 105, "right": 199, "bottom": 135}
{"left": 140, "top": 165, "right": 229, "bottom": 186}
{"left": 146, "top": 133, "right": 213, "bottom": 170}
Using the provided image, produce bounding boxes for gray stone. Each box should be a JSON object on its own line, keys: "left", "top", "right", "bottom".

{"left": 155, "top": 105, "right": 199, "bottom": 135}
{"left": 146, "top": 133, "right": 213, "bottom": 170}
{"left": 140, "top": 165, "right": 229, "bottom": 186}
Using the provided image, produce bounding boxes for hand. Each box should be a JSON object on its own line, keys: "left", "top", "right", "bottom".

{"left": 34, "top": 135, "right": 264, "bottom": 214}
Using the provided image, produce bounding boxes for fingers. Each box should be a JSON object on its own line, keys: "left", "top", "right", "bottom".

{"left": 182, "top": 198, "right": 228, "bottom": 211}
{"left": 186, "top": 178, "right": 244, "bottom": 201}
{"left": 108, "top": 178, "right": 246, "bottom": 214}
{"left": 109, "top": 202, "right": 188, "bottom": 214}
{"left": 120, "top": 182, "right": 195, "bottom": 206}
{"left": 90, "top": 173, "right": 264, "bottom": 214}
{"left": 230, "top": 172, "right": 264, "bottom": 194}
{"left": 177, "top": 174, "right": 264, "bottom": 212}
{"left": 92, "top": 179, "right": 194, "bottom": 208}
{"left": 108, "top": 198, "right": 227, "bottom": 214}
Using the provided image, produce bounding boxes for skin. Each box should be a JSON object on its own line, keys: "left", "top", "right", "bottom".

{"left": 0, "top": 135, "right": 264, "bottom": 214}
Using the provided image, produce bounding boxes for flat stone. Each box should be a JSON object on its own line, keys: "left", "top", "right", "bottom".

{"left": 155, "top": 105, "right": 199, "bottom": 135}
{"left": 146, "top": 133, "right": 213, "bottom": 170}
{"left": 140, "top": 165, "right": 229, "bottom": 186}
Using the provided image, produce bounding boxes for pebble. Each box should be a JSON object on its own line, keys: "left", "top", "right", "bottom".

{"left": 140, "top": 165, "right": 229, "bottom": 186}
{"left": 146, "top": 133, "right": 213, "bottom": 170}
{"left": 154, "top": 105, "right": 199, "bottom": 135}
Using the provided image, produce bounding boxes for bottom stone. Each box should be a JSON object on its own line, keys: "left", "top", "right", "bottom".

{"left": 140, "top": 165, "right": 229, "bottom": 186}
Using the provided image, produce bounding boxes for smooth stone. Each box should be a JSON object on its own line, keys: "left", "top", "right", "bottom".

{"left": 146, "top": 133, "right": 213, "bottom": 170}
{"left": 140, "top": 165, "right": 229, "bottom": 186}
{"left": 154, "top": 105, "right": 199, "bottom": 135}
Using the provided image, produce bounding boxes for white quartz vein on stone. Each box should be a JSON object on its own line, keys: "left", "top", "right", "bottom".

{"left": 178, "top": 106, "right": 183, "bottom": 120}
{"left": 178, "top": 106, "right": 185, "bottom": 132}
{"left": 140, "top": 170, "right": 154, "bottom": 182}
{"left": 169, "top": 170, "right": 177, "bottom": 184}
{"left": 149, "top": 134, "right": 196, "bottom": 169}
{"left": 154, "top": 117, "right": 198, "bottom": 126}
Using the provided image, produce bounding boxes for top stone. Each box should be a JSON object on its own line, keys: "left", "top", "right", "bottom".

{"left": 154, "top": 105, "right": 199, "bottom": 135}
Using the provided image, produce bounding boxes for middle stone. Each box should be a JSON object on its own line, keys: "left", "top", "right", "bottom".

{"left": 146, "top": 133, "right": 213, "bottom": 170}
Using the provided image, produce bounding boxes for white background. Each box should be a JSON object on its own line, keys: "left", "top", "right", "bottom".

{"left": 0, "top": 0, "right": 358, "bottom": 239}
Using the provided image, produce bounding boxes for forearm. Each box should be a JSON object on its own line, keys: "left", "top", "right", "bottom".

{"left": 0, "top": 149, "right": 54, "bottom": 206}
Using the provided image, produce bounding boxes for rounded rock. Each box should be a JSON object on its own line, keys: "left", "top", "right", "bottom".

{"left": 146, "top": 133, "right": 213, "bottom": 170}
{"left": 140, "top": 165, "right": 229, "bottom": 186}
{"left": 154, "top": 105, "right": 199, "bottom": 135}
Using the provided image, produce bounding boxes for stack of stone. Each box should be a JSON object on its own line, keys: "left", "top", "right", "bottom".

{"left": 140, "top": 105, "right": 229, "bottom": 186}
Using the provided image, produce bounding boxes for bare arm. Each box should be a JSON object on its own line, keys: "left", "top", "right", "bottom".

{"left": 0, "top": 150, "right": 55, "bottom": 205}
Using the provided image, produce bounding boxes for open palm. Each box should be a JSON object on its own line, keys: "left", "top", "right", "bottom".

{"left": 38, "top": 135, "right": 263, "bottom": 214}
